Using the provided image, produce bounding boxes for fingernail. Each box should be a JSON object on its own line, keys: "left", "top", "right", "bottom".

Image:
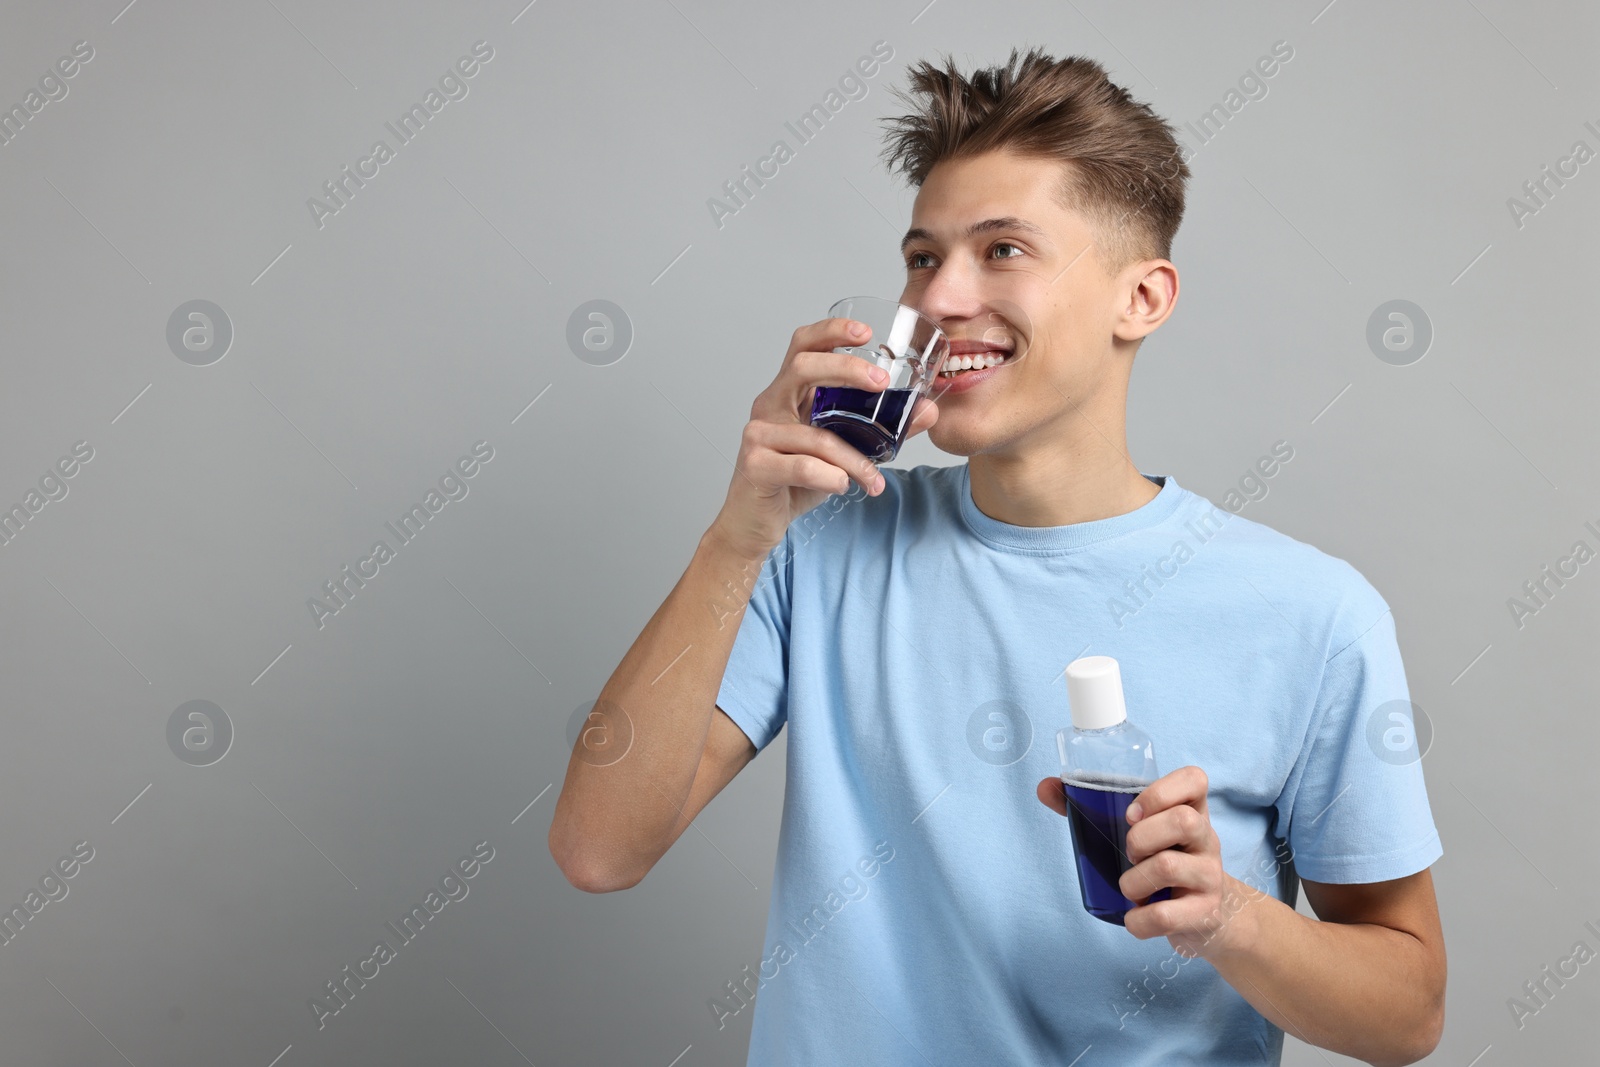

{"left": 1127, "top": 802, "right": 1143, "bottom": 822}
{"left": 851, "top": 322, "right": 869, "bottom": 338}
{"left": 870, "top": 367, "right": 888, "bottom": 384}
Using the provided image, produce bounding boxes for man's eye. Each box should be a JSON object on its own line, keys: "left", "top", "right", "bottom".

{"left": 906, "top": 244, "right": 1023, "bottom": 269}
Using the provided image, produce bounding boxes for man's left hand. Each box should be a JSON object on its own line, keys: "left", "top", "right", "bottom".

{"left": 1035, "top": 765, "right": 1261, "bottom": 960}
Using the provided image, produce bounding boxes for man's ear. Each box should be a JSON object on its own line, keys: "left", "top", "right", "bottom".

{"left": 1113, "top": 260, "right": 1178, "bottom": 343}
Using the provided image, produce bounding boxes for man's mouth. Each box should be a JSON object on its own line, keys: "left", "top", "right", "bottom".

{"left": 938, "top": 344, "right": 1014, "bottom": 378}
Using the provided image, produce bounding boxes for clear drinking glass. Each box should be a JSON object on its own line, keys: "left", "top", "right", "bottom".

{"left": 808, "top": 296, "right": 951, "bottom": 463}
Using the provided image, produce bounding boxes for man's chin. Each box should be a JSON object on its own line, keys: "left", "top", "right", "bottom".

{"left": 927, "top": 421, "right": 985, "bottom": 459}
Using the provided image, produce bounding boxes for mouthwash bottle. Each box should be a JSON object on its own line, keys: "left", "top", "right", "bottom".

{"left": 1056, "top": 655, "right": 1171, "bottom": 926}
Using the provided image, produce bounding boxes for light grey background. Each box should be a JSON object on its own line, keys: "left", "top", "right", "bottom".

{"left": 0, "top": 0, "right": 1594, "bottom": 1063}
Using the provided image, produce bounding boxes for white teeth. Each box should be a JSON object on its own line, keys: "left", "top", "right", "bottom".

{"left": 939, "top": 351, "right": 1010, "bottom": 377}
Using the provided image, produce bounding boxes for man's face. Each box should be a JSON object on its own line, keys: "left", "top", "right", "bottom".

{"left": 897, "top": 147, "right": 1136, "bottom": 458}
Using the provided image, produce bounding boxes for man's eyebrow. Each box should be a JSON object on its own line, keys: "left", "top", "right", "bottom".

{"left": 899, "top": 216, "right": 1048, "bottom": 255}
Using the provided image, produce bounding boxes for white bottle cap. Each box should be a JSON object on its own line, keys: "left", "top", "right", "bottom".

{"left": 1066, "top": 655, "right": 1127, "bottom": 731}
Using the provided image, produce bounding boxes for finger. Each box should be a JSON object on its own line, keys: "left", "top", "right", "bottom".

{"left": 742, "top": 449, "right": 867, "bottom": 498}
{"left": 754, "top": 319, "right": 880, "bottom": 425}
{"left": 1123, "top": 896, "right": 1216, "bottom": 942}
{"left": 787, "top": 317, "right": 871, "bottom": 363}
{"left": 1036, "top": 777, "right": 1069, "bottom": 816}
{"left": 1119, "top": 848, "right": 1209, "bottom": 901}
{"left": 1129, "top": 765, "right": 1209, "bottom": 824}
{"left": 1131, "top": 882, "right": 1250, "bottom": 941}
{"left": 787, "top": 348, "right": 892, "bottom": 405}
{"left": 749, "top": 421, "right": 886, "bottom": 496}
{"left": 1124, "top": 804, "right": 1211, "bottom": 865}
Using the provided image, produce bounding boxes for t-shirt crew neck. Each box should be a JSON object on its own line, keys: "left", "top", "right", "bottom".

{"left": 957, "top": 463, "right": 1185, "bottom": 554}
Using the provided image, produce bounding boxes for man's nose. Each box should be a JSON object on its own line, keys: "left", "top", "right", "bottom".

{"left": 906, "top": 259, "right": 984, "bottom": 329}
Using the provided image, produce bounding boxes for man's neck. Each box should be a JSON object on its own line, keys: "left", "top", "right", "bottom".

{"left": 967, "top": 449, "right": 1159, "bottom": 528}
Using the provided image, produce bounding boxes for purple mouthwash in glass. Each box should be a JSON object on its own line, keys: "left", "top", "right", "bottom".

{"left": 809, "top": 304, "right": 932, "bottom": 463}
{"left": 808, "top": 386, "right": 916, "bottom": 462}
{"left": 1057, "top": 655, "right": 1172, "bottom": 926}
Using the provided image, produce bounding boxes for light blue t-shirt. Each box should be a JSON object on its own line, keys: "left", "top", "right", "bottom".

{"left": 713, "top": 463, "right": 1442, "bottom": 1066}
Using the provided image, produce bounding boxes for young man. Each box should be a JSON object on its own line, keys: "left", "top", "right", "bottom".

{"left": 551, "top": 48, "right": 1446, "bottom": 1066}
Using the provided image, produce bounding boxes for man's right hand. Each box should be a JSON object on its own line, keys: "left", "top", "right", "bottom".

{"left": 708, "top": 317, "right": 940, "bottom": 561}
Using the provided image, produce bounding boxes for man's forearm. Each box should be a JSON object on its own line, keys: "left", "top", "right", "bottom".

{"left": 1205, "top": 875, "right": 1443, "bottom": 1066}
{"left": 548, "top": 525, "right": 771, "bottom": 890}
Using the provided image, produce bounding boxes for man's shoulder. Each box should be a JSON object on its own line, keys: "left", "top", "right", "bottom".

{"left": 1185, "top": 491, "right": 1392, "bottom": 657}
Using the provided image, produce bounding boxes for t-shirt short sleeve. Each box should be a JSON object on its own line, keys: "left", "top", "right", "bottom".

{"left": 1278, "top": 606, "right": 1444, "bottom": 884}
{"left": 714, "top": 527, "right": 794, "bottom": 753}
